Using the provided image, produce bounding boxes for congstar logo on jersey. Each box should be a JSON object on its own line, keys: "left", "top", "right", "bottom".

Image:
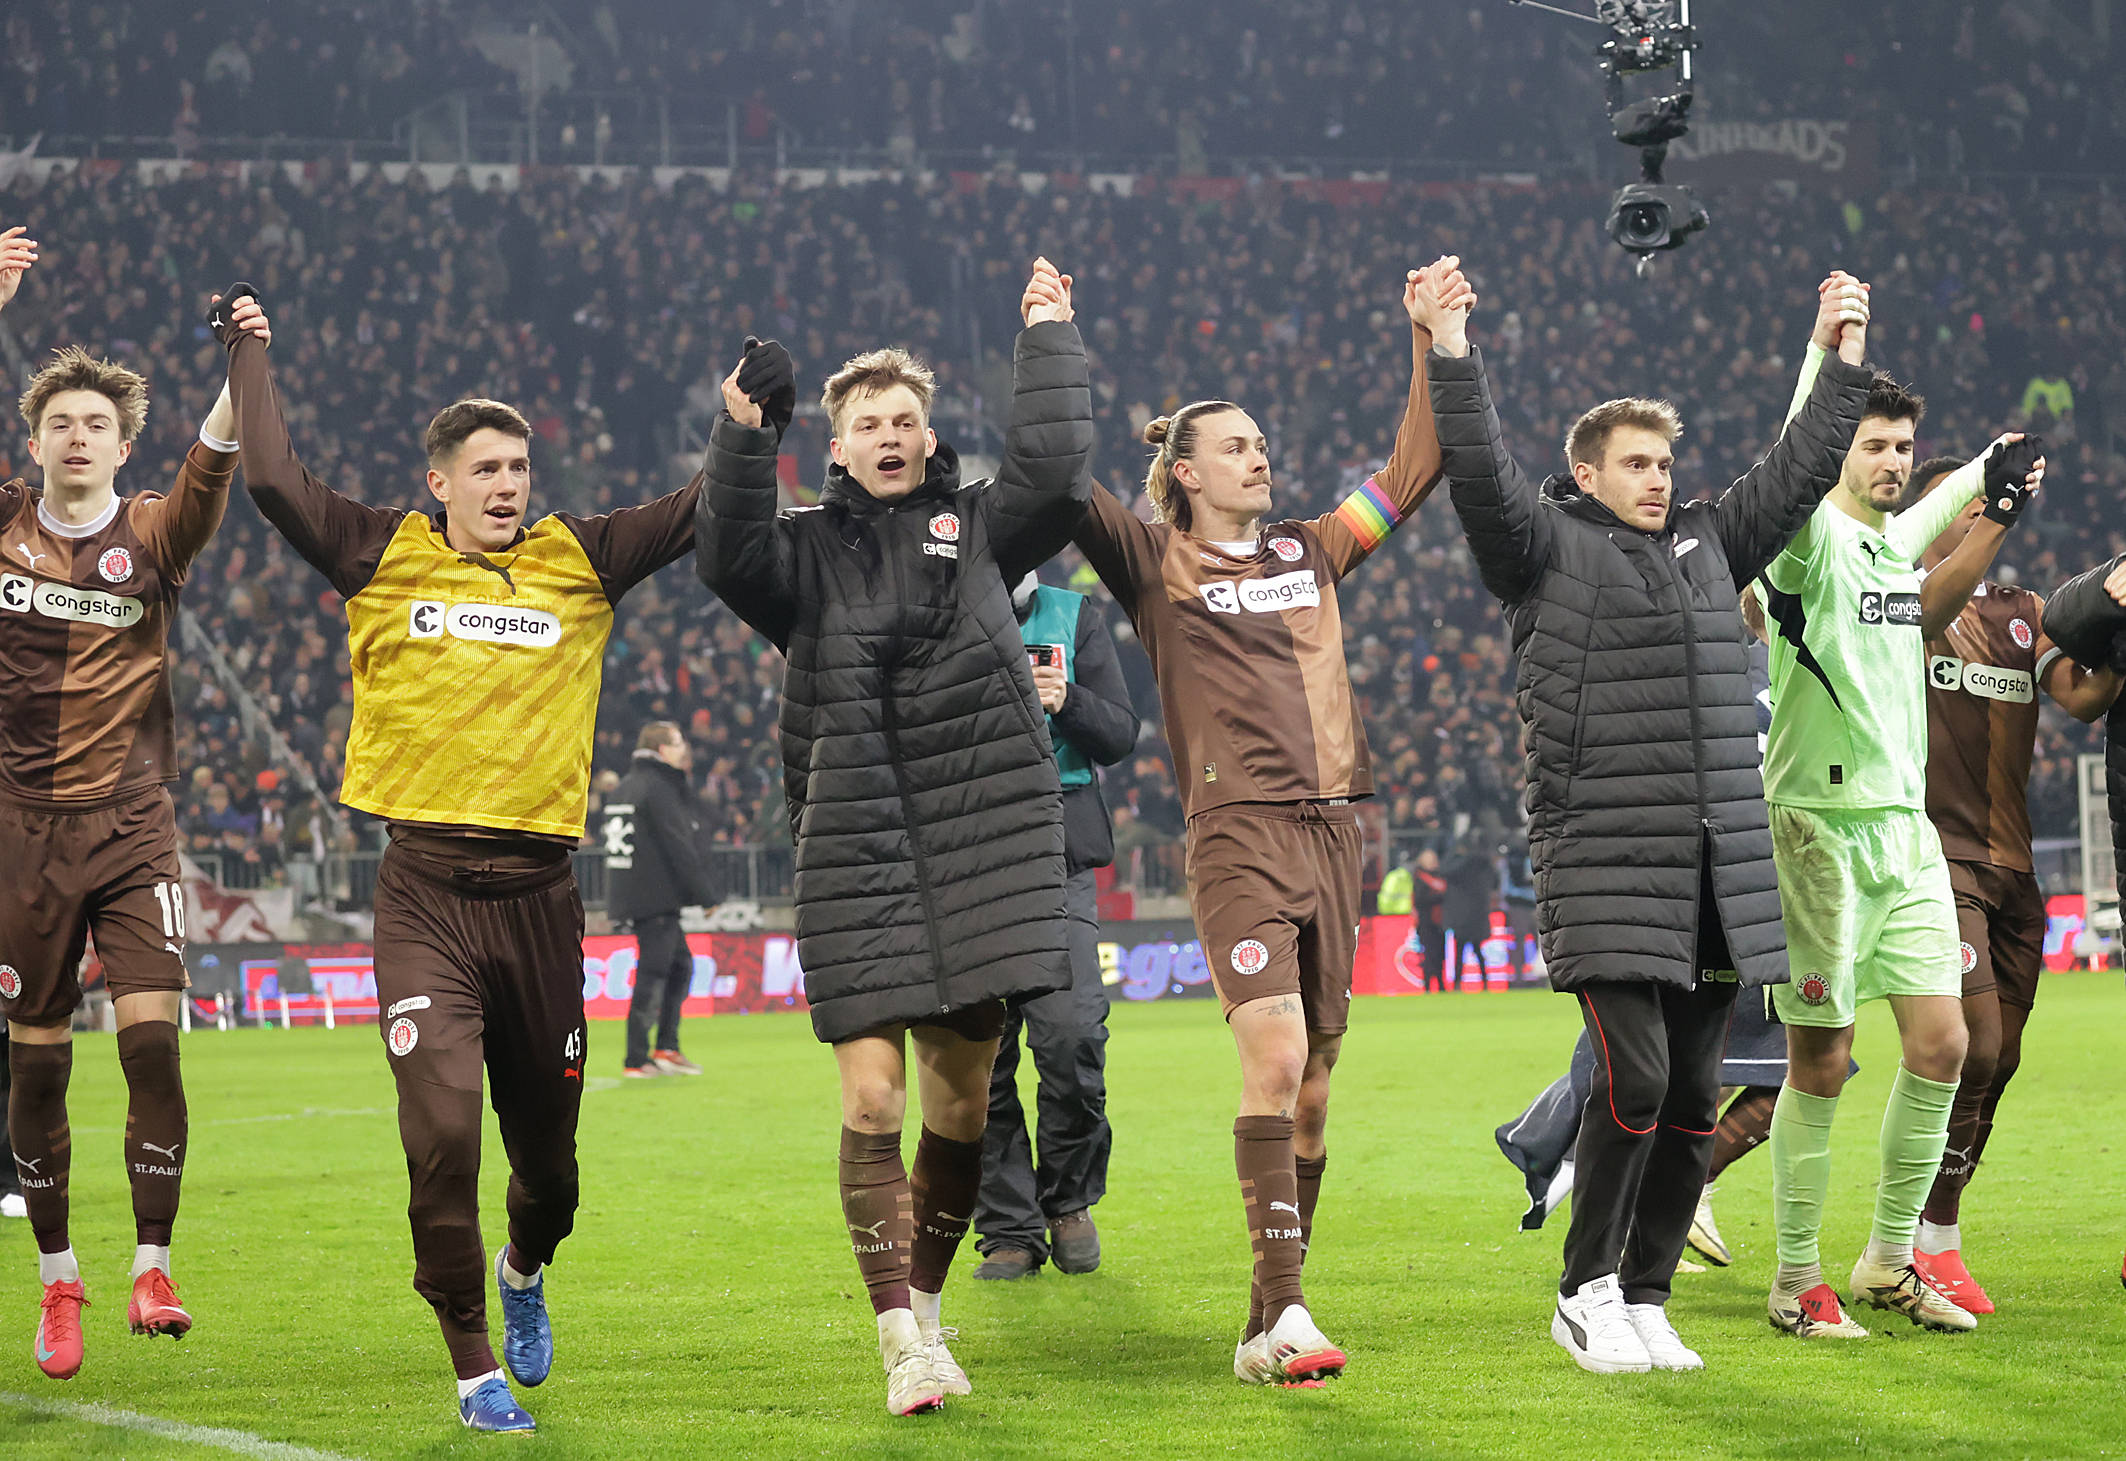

{"left": 1858, "top": 590, "right": 1921, "bottom": 627}
{"left": 0, "top": 573, "right": 145, "bottom": 627}
{"left": 1200, "top": 570, "right": 1321, "bottom": 616}
{"left": 407, "top": 600, "right": 561, "bottom": 647}
{"left": 1929, "top": 655, "right": 2034, "bottom": 704}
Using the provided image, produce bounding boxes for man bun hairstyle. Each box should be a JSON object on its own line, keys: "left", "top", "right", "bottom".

{"left": 822, "top": 346, "right": 936, "bottom": 438}
{"left": 19, "top": 345, "right": 150, "bottom": 441}
{"left": 1564, "top": 397, "right": 1683, "bottom": 469}
{"left": 424, "top": 397, "right": 531, "bottom": 466}
{"left": 1863, "top": 371, "right": 1926, "bottom": 427}
{"left": 1142, "top": 399, "right": 1242, "bottom": 533}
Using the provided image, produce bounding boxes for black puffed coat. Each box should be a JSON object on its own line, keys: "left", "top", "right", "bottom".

{"left": 2041, "top": 553, "right": 2126, "bottom": 904}
{"left": 696, "top": 321, "right": 1094, "bottom": 1041}
{"left": 1427, "top": 345, "right": 1870, "bottom": 991}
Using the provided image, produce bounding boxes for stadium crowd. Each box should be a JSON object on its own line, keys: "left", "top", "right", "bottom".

{"left": 0, "top": 5, "right": 2120, "bottom": 901}
{"left": 2, "top": 2, "right": 2119, "bottom": 178}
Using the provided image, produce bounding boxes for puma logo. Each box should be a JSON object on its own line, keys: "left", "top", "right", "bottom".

{"left": 1269, "top": 1201, "right": 1303, "bottom": 1220}
{"left": 1860, "top": 540, "right": 1885, "bottom": 566}
{"left": 16, "top": 543, "right": 44, "bottom": 569}
{"left": 141, "top": 1140, "right": 182, "bottom": 1162}
{"left": 847, "top": 1220, "right": 887, "bottom": 1240}
{"left": 931, "top": 1211, "right": 969, "bottom": 1225}
{"left": 13, "top": 1155, "right": 40, "bottom": 1174}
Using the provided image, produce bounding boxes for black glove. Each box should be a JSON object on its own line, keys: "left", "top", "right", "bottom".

{"left": 1980, "top": 433, "right": 2044, "bottom": 527}
{"left": 207, "top": 281, "right": 259, "bottom": 347}
{"left": 735, "top": 335, "right": 796, "bottom": 437}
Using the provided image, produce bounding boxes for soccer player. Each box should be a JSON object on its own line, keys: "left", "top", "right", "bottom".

{"left": 217, "top": 289, "right": 702, "bottom": 1431}
{"left": 1428, "top": 263, "right": 1873, "bottom": 1374}
{"left": 696, "top": 260, "right": 1092, "bottom": 1416}
{"left": 1758, "top": 332, "right": 2046, "bottom": 1339}
{"left": 1904, "top": 458, "right": 2124, "bottom": 1312}
{"left": 1073, "top": 262, "right": 1466, "bottom": 1387}
{"left": 1, "top": 231, "right": 241, "bottom": 1378}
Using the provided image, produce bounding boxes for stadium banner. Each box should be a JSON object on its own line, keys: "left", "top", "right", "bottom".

{"left": 1666, "top": 119, "right": 1878, "bottom": 191}
{"left": 181, "top": 898, "right": 2101, "bottom": 1025}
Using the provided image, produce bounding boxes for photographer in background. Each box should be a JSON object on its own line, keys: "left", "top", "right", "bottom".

{"left": 973, "top": 578, "right": 1138, "bottom": 1280}
{"left": 605, "top": 722, "right": 715, "bottom": 1078}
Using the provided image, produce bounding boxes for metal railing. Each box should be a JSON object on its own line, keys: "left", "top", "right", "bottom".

{"left": 217, "top": 830, "right": 2102, "bottom": 914}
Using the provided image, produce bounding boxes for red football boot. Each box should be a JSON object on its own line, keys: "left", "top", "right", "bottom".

{"left": 35, "top": 1280, "right": 87, "bottom": 1379}
{"left": 128, "top": 1268, "right": 193, "bottom": 1339}
{"left": 1915, "top": 1249, "right": 1994, "bottom": 1315}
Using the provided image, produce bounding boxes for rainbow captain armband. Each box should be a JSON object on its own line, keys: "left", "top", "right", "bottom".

{"left": 1332, "top": 475, "right": 1405, "bottom": 553}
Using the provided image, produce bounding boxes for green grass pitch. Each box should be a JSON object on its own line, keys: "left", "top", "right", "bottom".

{"left": 3, "top": 973, "right": 2123, "bottom": 1459}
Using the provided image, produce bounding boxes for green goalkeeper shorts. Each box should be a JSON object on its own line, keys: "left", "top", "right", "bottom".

{"left": 1769, "top": 804, "right": 1961, "bottom": 1029}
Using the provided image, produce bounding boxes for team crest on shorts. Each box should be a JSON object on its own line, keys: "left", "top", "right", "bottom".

{"left": 1798, "top": 973, "right": 1830, "bottom": 1006}
{"left": 98, "top": 546, "right": 134, "bottom": 583}
{"left": 387, "top": 1017, "right": 419, "bottom": 1057}
{"left": 0, "top": 965, "right": 19, "bottom": 999}
{"left": 1231, "top": 939, "right": 1270, "bottom": 976}
{"left": 928, "top": 512, "right": 960, "bottom": 542}
{"left": 1267, "top": 536, "right": 1303, "bottom": 562}
{"left": 1960, "top": 941, "right": 1978, "bottom": 974}
{"left": 2009, "top": 618, "right": 2033, "bottom": 649}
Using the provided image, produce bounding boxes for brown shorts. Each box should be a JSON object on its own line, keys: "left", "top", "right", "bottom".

{"left": 0, "top": 789, "right": 188, "bottom": 1027}
{"left": 1185, "top": 800, "right": 1362, "bottom": 1035}
{"left": 838, "top": 1000, "right": 1010, "bottom": 1046}
{"left": 1949, "top": 859, "right": 2047, "bottom": 1011}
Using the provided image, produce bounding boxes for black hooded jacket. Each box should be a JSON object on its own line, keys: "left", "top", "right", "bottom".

{"left": 1427, "top": 345, "right": 1871, "bottom": 991}
{"left": 695, "top": 321, "right": 1094, "bottom": 1041}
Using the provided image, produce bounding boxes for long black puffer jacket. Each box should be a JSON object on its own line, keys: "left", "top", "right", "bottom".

{"left": 696, "top": 321, "right": 1093, "bottom": 1042}
{"left": 2041, "top": 553, "right": 2126, "bottom": 904}
{"left": 1427, "top": 345, "right": 1870, "bottom": 992}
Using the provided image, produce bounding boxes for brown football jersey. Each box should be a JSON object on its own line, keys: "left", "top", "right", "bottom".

{"left": 1075, "top": 324, "right": 1442, "bottom": 820}
{"left": 1924, "top": 580, "right": 2058, "bottom": 871}
{"left": 0, "top": 442, "right": 232, "bottom": 807}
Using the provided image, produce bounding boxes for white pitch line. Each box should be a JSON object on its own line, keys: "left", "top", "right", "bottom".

{"left": 0, "top": 1391, "right": 361, "bottom": 1461}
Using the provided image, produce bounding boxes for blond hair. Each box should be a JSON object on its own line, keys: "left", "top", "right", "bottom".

{"left": 1564, "top": 398, "right": 1683, "bottom": 468}
{"left": 821, "top": 347, "right": 935, "bottom": 437}
{"left": 1141, "top": 399, "right": 1242, "bottom": 533}
{"left": 19, "top": 346, "right": 150, "bottom": 441}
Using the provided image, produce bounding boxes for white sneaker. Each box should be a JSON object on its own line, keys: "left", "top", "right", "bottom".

{"left": 1625, "top": 1303, "right": 1704, "bottom": 1370}
{"left": 1552, "top": 1274, "right": 1652, "bottom": 1373}
{"left": 877, "top": 1309, "right": 946, "bottom": 1416}
{"left": 1233, "top": 1332, "right": 1274, "bottom": 1385}
{"left": 1264, "top": 1303, "right": 1346, "bottom": 1383}
{"left": 1849, "top": 1252, "right": 1977, "bottom": 1333}
{"left": 1686, "top": 1185, "right": 1731, "bottom": 1267}
{"left": 0, "top": 1193, "right": 26, "bottom": 1219}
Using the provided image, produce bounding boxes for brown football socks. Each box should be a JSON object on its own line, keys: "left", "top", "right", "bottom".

{"left": 117, "top": 1022, "right": 187, "bottom": 1247}
{"left": 840, "top": 1126, "right": 913, "bottom": 1314}
{"left": 8, "top": 1041, "right": 73, "bottom": 1256}
{"left": 1250, "top": 1150, "right": 1327, "bottom": 1339}
{"left": 908, "top": 1126, "right": 981, "bottom": 1296}
{"left": 1707, "top": 1085, "right": 1778, "bottom": 1183}
{"left": 1236, "top": 1115, "right": 1305, "bottom": 1335}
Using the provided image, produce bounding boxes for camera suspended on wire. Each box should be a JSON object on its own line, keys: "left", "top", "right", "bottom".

{"left": 1505, "top": 0, "right": 1711, "bottom": 274}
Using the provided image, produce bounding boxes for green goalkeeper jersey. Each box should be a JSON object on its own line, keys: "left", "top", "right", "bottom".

{"left": 1760, "top": 345, "right": 1985, "bottom": 812}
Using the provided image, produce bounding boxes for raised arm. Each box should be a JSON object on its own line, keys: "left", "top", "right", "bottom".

{"left": 1052, "top": 599, "right": 1138, "bottom": 767}
{"left": 1312, "top": 266, "right": 1463, "bottom": 579}
{"left": 1412, "top": 257, "right": 1548, "bottom": 604}
{"left": 2041, "top": 554, "right": 2126, "bottom": 688}
{"left": 556, "top": 471, "right": 703, "bottom": 604}
{"left": 981, "top": 258, "right": 1095, "bottom": 584}
{"left": 1713, "top": 274, "right": 1873, "bottom": 586}
{"left": 693, "top": 337, "right": 798, "bottom": 649}
{"left": 1908, "top": 436, "right": 2044, "bottom": 635}
{"left": 1071, "top": 480, "right": 1161, "bottom": 632}
{"left": 216, "top": 288, "right": 403, "bottom": 600}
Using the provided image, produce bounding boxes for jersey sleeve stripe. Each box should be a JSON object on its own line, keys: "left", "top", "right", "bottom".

{"left": 1332, "top": 476, "right": 1402, "bottom": 551}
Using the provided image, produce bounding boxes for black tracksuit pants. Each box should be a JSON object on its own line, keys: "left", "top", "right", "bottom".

{"left": 624, "top": 912, "right": 693, "bottom": 1068}
{"left": 974, "top": 869, "right": 1110, "bottom": 1262}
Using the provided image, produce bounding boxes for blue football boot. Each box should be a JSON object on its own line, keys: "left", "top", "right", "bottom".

{"left": 459, "top": 1376, "right": 536, "bottom": 1433}
{"left": 495, "top": 1248, "right": 553, "bottom": 1387}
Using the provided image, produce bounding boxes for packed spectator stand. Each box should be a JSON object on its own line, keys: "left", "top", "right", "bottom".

{"left": 0, "top": 1, "right": 2119, "bottom": 913}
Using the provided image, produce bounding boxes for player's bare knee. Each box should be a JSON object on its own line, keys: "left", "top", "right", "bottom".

{"left": 841, "top": 1080, "right": 907, "bottom": 1134}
